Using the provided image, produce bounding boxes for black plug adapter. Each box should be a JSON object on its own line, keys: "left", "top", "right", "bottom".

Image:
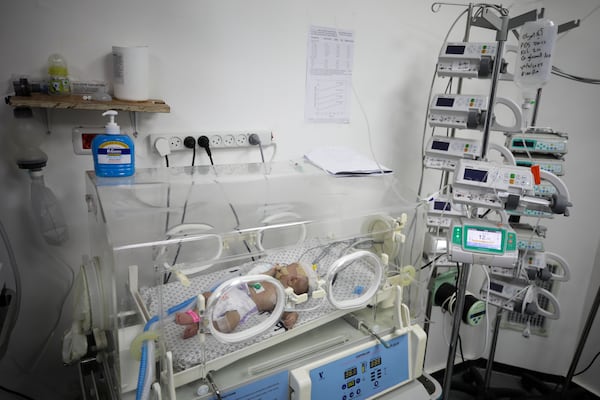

{"left": 248, "top": 134, "right": 261, "bottom": 145}
{"left": 184, "top": 136, "right": 196, "bottom": 149}
{"left": 198, "top": 136, "right": 211, "bottom": 155}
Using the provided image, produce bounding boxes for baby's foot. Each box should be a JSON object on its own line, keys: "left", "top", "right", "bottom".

{"left": 175, "top": 311, "right": 194, "bottom": 325}
{"left": 182, "top": 324, "right": 199, "bottom": 339}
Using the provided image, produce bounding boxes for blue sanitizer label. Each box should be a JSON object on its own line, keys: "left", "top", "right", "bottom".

{"left": 97, "top": 141, "right": 132, "bottom": 164}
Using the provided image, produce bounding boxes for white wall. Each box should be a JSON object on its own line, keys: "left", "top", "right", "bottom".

{"left": 0, "top": 1, "right": 598, "bottom": 399}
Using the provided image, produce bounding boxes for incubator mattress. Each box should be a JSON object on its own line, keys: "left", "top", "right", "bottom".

{"left": 139, "top": 239, "right": 379, "bottom": 371}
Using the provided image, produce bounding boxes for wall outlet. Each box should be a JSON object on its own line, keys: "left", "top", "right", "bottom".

{"left": 72, "top": 126, "right": 105, "bottom": 155}
{"left": 150, "top": 131, "right": 272, "bottom": 153}
{"left": 169, "top": 136, "right": 184, "bottom": 150}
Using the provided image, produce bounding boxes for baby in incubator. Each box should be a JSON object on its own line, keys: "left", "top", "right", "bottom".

{"left": 175, "top": 262, "right": 315, "bottom": 338}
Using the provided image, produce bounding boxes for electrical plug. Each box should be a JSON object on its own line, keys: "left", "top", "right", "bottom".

{"left": 184, "top": 136, "right": 196, "bottom": 149}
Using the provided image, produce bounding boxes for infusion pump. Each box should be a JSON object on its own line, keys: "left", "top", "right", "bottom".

{"left": 437, "top": 42, "right": 497, "bottom": 78}
{"left": 428, "top": 94, "right": 522, "bottom": 133}
{"left": 448, "top": 218, "right": 518, "bottom": 268}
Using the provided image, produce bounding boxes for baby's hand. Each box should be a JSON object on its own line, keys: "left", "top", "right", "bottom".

{"left": 282, "top": 311, "right": 298, "bottom": 329}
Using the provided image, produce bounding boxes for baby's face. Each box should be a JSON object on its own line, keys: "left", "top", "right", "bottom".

{"left": 277, "top": 264, "right": 309, "bottom": 294}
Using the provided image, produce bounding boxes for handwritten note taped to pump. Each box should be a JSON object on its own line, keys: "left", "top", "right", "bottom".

{"left": 517, "top": 20, "right": 557, "bottom": 81}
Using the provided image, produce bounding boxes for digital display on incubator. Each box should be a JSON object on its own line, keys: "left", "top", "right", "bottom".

{"left": 490, "top": 281, "right": 504, "bottom": 292}
{"left": 345, "top": 367, "right": 358, "bottom": 379}
{"left": 431, "top": 140, "right": 450, "bottom": 151}
{"left": 347, "top": 379, "right": 356, "bottom": 388}
{"left": 512, "top": 139, "right": 536, "bottom": 148}
{"left": 445, "top": 45, "right": 466, "bottom": 54}
{"left": 463, "top": 168, "right": 488, "bottom": 182}
{"left": 370, "top": 357, "right": 382, "bottom": 369}
{"left": 466, "top": 228, "right": 503, "bottom": 251}
{"left": 436, "top": 97, "right": 455, "bottom": 107}
{"left": 434, "top": 201, "right": 451, "bottom": 211}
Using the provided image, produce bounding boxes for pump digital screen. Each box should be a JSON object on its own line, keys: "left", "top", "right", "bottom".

{"left": 466, "top": 227, "right": 503, "bottom": 251}
{"left": 344, "top": 367, "right": 357, "bottom": 379}
{"left": 436, "top": 97, "right": 455, "bottom": 107}
{"left": 434, "top": 201, "right": 451, "bottom": 211}
{"left": 512, "top": 139, "right": 536, "bottom": 148}
{"left": 463, "top": 168, "right": 488, "bottom": 182}
{"left": 347, "top": 380, "right": 356, "bottom": 388}
{"left": 432, "top": 140, "right": 450, "bottom": 151}
{"left": 490, "top": 281, "right": 504, "bottom": 292}
{"left": 445, "top": 45, "right": 466, "bottom": 55}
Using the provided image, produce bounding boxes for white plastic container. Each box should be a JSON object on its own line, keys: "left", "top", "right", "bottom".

{"left": 112, "top": 45, "right": 149, "bottom": 101}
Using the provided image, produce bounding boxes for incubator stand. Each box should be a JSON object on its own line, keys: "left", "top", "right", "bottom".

{"left": 76, "top": 160, "right": 436, "bottom": 399}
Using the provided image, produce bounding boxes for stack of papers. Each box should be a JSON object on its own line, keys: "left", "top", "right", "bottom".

{"left": 304, "top": 147, "right": 392, "bottom": 176}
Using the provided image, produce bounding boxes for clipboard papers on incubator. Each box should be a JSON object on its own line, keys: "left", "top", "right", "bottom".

{"left": 304, "top": 146, "right": 392, "bottom": 176}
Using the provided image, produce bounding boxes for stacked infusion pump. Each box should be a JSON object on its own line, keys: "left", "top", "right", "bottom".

{"left": 424, "top": 40, "right": 572, "bottom": 327}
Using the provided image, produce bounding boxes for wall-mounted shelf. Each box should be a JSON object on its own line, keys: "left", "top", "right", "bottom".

{"left": 5, "top": 93, "right": 170, "bottom": 113}
{"left": 5, "top": 93, "right": 170, "bottom": 136}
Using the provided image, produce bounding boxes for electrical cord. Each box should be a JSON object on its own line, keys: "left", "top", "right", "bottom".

{"left": 0, "top": 384, "right": 35, "bottom": 400}
{"left": 573, "top": 350, "right": 600, "bottom": 377}
{"left": 198, "top": 136, "right": 213, "bottom": 165}
{"left": 248, "top": 134, "right": 265, "bottom": 163}
{"left": 184, "top": 136, "right": 196, "bottom": 166}
{"left": 417, "top": 7, "right": 469, "bottom": 197}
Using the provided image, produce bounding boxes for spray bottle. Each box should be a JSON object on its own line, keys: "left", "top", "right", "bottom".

{"left": 91, "top": 110, "right": 135, "bottom": 177}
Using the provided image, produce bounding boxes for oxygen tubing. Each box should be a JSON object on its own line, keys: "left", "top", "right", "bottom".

{"left": 136, "top": 296, "right": 198, "bottom": 400}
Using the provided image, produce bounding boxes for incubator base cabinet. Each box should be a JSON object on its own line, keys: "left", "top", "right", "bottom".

{"left": 64, "top": 161, "right": 438, "bottom": 399}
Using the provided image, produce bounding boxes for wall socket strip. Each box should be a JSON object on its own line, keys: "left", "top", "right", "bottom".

{"left": 149, "top": 131, "right": 272, "bottom": 152}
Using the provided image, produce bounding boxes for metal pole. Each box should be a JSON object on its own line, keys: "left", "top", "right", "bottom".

{"left": 484, "top": 309, "right": 503, "bottom": 390}
{"left": 441, "top": 263, "right": 471, "bottom": 400}
{"left": 481, "top": 15, "right": 509, "bottom": 159}
{"left": 423, "top": 264, "right": 437, "bottom": 339}
{"left": 562, "top": 283, "right": 600, "bottom": 396}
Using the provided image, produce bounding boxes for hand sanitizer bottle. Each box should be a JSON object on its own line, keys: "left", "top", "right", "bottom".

{"left": 92, "top": 110, "right": 135, "bottom": 177}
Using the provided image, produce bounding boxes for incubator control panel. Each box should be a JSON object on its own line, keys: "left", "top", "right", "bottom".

{"left": 290, "top": 333, "right": 410, "bottom": 400}
{"left": 428, "top": 94, "right": 487, "bottom": 129}
{"left": 437, "top": 42, "right": 497, "bottom": 78}
{"left": 424, "top": 136, "right": 481, "bottom": 171}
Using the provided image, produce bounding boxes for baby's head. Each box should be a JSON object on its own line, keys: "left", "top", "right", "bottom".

{"left": 274, "top": 263, "right": 310, "bottom": 294}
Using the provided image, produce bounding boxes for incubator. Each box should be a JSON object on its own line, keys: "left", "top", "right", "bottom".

{"left": 64, "top": 161, "right": 438, "bottom": 399}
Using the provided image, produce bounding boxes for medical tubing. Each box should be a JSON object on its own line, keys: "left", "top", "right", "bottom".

{"left": 136, "top": 315, "right": 158, "bottom": 400}
{"left": 136, "top": 297, "right": 197, "bottom": 400}
{"left": 417, "top": 7, "right": 469, "bottom": 197}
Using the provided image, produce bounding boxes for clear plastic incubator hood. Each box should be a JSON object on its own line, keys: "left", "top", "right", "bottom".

{"left": 64, "top": 161, "right": 431, "bottom": 400}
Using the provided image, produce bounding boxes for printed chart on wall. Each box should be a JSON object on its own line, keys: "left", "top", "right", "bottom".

{"left": 305, "top": 26, "right": 355, "bottom": 123}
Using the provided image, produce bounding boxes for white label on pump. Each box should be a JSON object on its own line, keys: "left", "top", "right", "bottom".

{"left": 97, "top": 141, "right": 131, "bottom": 164}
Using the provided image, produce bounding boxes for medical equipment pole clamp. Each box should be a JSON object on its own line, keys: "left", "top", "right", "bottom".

{"left": 206, "top": 371, "right": 222, "bottom": 400}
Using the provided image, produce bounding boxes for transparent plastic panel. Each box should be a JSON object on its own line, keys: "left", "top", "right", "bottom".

{"left": 85, "top": 160, "right": 425, "bottom": 393}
